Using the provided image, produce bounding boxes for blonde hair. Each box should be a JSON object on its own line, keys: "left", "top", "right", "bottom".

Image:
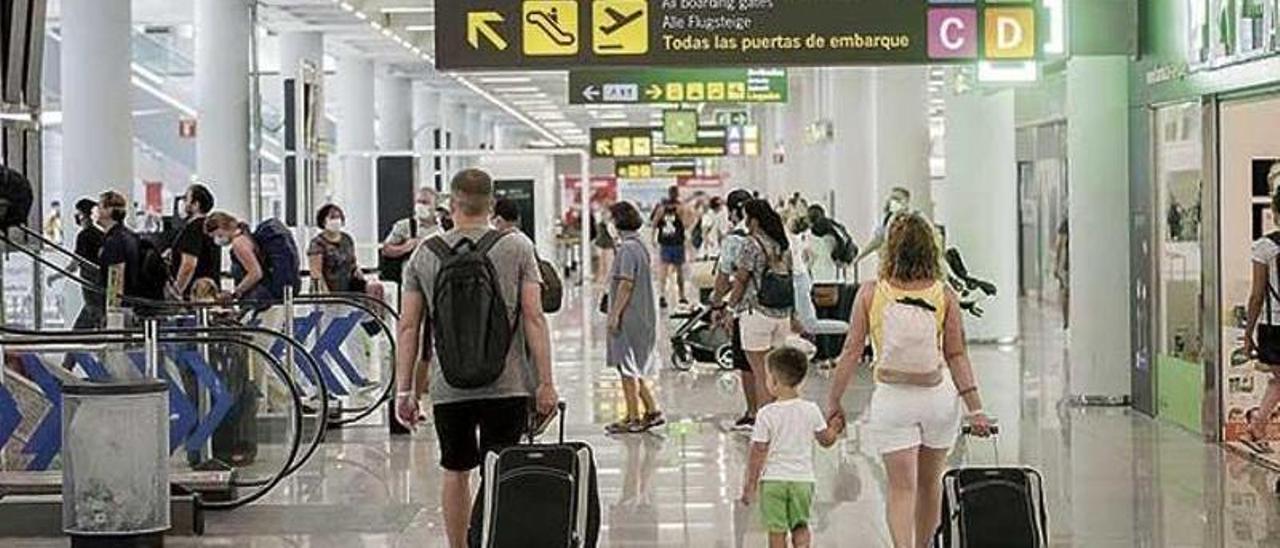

{"left": 879, "top": 213, "right": 942, "bottom": 282}
{"left": 204, "top": 211, "right": 240, "bottom": 233}
{"left": 190, "top": 278, "right": 220, "bottom": 302}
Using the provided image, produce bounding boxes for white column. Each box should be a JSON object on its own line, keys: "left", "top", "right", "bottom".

{"left": 62, "top": 0, "right": 132, "bottom": 211}
{"left": 377, "top": 73, "right": 413, "bottom": 151}
{"left": 412, "top": 84, "right": 441, "bottom": 153}
{"left": 826, "top": 68, "right": 878, "bottom": 248}
{"left": 195, "top": 0, "right": 251, "bottom": 217}
{"left": 939, "top": 89, "right": 1020, "bottom": 342}
{"left": 336, "top": 57, "right": 376, "bottom": 245}
{"left": 873, "top": 67, "right": 932, "bottom": 217}
{"left": 279, "top": 31, "right": 323, "bottom": 79}
{"left": 1066, "top": 56, "right": 1132, "bottom": 400}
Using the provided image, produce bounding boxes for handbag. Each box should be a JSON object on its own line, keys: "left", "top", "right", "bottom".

{"left": 812, "top": 285, "right": 840, "bottom": 308}
{"left": 1259, "top": 233, "right": 1280, "bottom": 365}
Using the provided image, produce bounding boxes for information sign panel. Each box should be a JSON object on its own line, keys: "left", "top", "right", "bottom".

{"left": 437, "top": 0, "right": 1042, "bottom": 70}
{"left": 570, "top": 68, "right": 787, "bottom": 105}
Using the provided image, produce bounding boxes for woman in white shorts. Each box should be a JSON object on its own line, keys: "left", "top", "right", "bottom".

{"left": 727, "top": 199, "right": 796, "bottom": 414}
{"left": 825, "top": 212, "right": 992, "bottom": 548}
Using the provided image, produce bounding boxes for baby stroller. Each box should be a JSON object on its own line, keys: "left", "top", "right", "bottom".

{"left": 669, "top": 305, "right": 736, "bottom": 371}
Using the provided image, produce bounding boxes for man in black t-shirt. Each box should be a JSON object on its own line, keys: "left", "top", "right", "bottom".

{"left": 98, "top": 190, "right": 146, "bottom": 310}
{"left": 69, "top": 198, "right": 105, "bottom": 329}
{"left": 170, "top": 183, "right": 221, "bottom": 296}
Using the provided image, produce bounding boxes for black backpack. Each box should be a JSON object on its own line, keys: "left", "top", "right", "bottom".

{"left": 134, "top": 235, "right": 171, "bottom": 301}
{"left": 829, "top": 220, "right": 857, "bottom": 265}
{"left": 754, "top": 236, "right": 794, "bottom": 310}
{"left": 538, "top": 254, "right": 563, "bottom": 314}
{"left": 0, "top": 166, "right": 33, "bottom": 230}
{"left": 426, "top": 230, "right": 516, "bottom": 389}
{"left": 656, "top": 206, "right": 685, "bottom": 247}
{"left": 252, "top": 219, "right": 301, "bottom": 300}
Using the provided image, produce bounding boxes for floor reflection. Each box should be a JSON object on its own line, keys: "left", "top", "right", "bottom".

{"left": 5, "top": 299, "right": 1280, "bottom": 547}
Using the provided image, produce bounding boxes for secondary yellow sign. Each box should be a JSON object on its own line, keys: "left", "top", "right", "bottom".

{"left": 523, "top": 0, "right": 578, "bottom": 56}
{"left": 592, "top": 0, "right": 648, "bottom": 56}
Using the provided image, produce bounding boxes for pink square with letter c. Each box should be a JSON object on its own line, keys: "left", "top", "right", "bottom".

{"left": 928, "top": 8, "right": 978, "bottom": 59}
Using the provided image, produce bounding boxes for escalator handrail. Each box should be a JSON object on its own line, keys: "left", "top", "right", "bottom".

{"left": 0, "top": 331, "right": 305, "bottom": 512}
{"left": 0, "top": 323, "right": 331, "bottom": 483}
{"left": 12, "top": 224, "right": 100, "bottom": 272}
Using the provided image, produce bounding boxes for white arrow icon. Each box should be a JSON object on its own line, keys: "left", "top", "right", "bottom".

{"left": 583, "top": 85, "right": 601, "bottom": 102}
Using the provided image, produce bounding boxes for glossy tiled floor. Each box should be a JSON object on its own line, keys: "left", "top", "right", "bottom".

{"left": 7, "top": 295, "right": 1280, "bottom": 547}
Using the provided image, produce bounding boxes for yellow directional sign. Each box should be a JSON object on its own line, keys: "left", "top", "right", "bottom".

{"left": 707, "top": 82, "right": 725, "bottom": 101}
{"left": 645, "top": 84, "right": 663, "bottom": 101}
{"left": 467, "top": 12, "right": 508, "bottom": 51}
{"left": 593, "top": 0, "right": 648, "bottom": 56}
{"left": 523, "top": 0, "right": 579, "bottom": 56}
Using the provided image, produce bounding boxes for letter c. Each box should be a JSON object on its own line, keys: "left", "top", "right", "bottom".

{"left": 998, "top": 17, "right": 1024, "bottom": 50}
{"left": 939, "top": 17, "right": 966, "bottom": 51}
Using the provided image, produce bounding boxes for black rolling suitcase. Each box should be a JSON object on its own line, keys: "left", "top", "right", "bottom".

{"left": 934, "top": 426, "right": 1048, "bottom": 548}
{"left": 476, "top": 402, "right": 600, "bottom": 548}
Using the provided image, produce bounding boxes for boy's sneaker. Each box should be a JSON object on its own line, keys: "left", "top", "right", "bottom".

{"left": 732, "top": 415, "right": 755, "bottom": 431}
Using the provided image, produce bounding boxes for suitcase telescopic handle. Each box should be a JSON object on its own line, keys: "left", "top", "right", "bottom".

{"left": 557, "top": 400, "right": 567, "bottom": 445}
{"left": 960, "top": 422, "right": 1000, "bottom": 465}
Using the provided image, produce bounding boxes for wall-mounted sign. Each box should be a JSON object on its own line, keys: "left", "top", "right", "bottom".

{"left": 178, "top": 118, "right": 197, "bottom": 139}
{"left": 715, "top": 110, "right": 752, "bottom": 127}
{"left": 569, "top": 68, "right": 787, "bottom": 105}
{"left": 591, "top": 126, "right": 728, "bottom": 159}
{"left": 437, "top": 0, "right": 1042, "bottom": 70}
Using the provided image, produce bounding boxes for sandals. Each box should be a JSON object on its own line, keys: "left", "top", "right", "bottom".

{"left": 605, "top": 419, "right": 646, "bottom": 435}
{"left": 606, "top": 412, "right": 666, "bottom": 435}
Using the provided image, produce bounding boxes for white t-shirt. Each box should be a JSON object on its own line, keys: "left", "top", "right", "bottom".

{"left": 751, "top": 398, "right": 828, "bottom": 482}
{"left": 1252, "top": 236, "right": 1280, "bottom": 323}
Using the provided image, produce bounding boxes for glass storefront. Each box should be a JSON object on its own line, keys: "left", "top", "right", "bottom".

{"left": 1152, "top": 102, "right": 1206, "bottom": 433}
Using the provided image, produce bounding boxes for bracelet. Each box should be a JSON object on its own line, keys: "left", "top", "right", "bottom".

{"left": 957, "top": 386, "right": 978, "bottom": 397}
{"left": 396, "top": 390, "right": 415, "bottom": 399}
{"left": 966, "top": 408, "right": 985, "bottom": 418}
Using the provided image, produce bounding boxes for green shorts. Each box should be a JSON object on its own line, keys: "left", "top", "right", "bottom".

{"left": 759, "top": 480, "right": 815, "bottom": 533}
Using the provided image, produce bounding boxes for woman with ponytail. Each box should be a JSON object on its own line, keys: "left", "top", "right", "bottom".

{"left": 727, "top": 199, "right": 796, "bottom": 411}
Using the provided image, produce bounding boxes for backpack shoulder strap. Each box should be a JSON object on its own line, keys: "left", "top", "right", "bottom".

{"left": 475, "top": 229, "right": 513, "bottom": 255}
{"left": 425, "top": 235, "right": 454, "bottom": 260}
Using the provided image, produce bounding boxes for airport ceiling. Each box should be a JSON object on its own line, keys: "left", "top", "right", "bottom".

{"left": 259, "top": 0, "right": 662, "bottom": 147}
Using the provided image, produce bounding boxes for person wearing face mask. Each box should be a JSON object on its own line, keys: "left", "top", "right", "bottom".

{"left": 381, "top": 187, "right": 441, "bottom": 286}
{"left": 308, "top": 204, "right": 385, "bottom": 302}
{"left": 204, "top": 212, "right": 269, "bottom": 302}
{"left": 169, "top": 183, "right": 222, "bottom": 298}
{"left": 855, "top": 186, "right": 913, "bottom": 265}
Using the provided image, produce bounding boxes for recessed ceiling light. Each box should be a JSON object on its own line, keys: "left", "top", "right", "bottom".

{"left": 478, "top": 76, "right": 534, "bottom": 84}
{"left": 495, "top": 86, "right": 543, "bottom": 94}
{"left": 405, "top": 25, "right": 436, "bottom": 32}
{"left": 598, "top": 121, "right": 630, "bottom": 128}
{"left": 381, "top": 6, "right": 434, "bottom": 14}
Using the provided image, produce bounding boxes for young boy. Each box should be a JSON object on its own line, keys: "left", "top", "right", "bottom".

{"left": 740, "top": 346, "right": 844, "bottom": 548}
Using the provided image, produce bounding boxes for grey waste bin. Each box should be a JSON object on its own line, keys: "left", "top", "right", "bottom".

{"left": 62, "top": 379, "right": 170, "bottom": 547}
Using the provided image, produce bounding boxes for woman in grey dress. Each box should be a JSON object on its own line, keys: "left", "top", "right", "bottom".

{"left": 605, "top": 201, "right": 665, "bottom": 434}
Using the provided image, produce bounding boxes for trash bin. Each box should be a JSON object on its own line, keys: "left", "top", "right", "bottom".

{"left": 62, "top": 379, "right": 170, "bottom": 547}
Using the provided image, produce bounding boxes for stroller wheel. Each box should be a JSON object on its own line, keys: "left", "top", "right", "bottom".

{"left": 671, "top": 345, "right": 694, "bottom": 371}
{"left": 716, "top": 345, "right": 736, "bottom": 371}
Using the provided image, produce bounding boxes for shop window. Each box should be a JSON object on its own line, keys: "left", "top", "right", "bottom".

{"left": 1154, "top": 102, "right": 1204, "bottom": 433}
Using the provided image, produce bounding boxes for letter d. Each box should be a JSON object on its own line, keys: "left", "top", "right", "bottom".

{"left": 998, "top": 17, "right": 1023, "bottom": 50}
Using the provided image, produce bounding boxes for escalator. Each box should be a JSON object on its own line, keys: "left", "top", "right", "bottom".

{"left": 0, "top": 226, "right": 401, "bottom": 536}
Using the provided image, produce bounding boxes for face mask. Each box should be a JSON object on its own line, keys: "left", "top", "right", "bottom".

{"left": 414, "top": 204, "right": 433, "bottom": 220}
{"left": 214, "top": 234, "right": 231, "bottom": 247}
{"left": 325, "top": 218, "right": 344, "bottom": 232}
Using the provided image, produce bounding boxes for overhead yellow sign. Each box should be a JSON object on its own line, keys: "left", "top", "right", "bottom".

{"left": 523, "top": 0, "right": 578, "bottom": 56}
{"left": 467, "top": 12, "right": 508, "bottom": 51}
{"left": 593, "top": 0, "right": 649, "bottom": 56}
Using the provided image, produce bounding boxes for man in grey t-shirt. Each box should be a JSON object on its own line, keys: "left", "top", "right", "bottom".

{"left": 394, "top": 168, "right": 557, "bottom": 548}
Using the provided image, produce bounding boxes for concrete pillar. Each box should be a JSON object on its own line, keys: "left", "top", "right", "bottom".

{"left": 466, "top": 107, "right": 484, "bottom": 150}
{"left": 825, "top": 68, "right": 878, "bottom": 250}
{"left": 335, "top": 57, "right": 376, "bottom": 245}
{"left": 939, "top": 89, "right": 1020, "bottom": 342}
{"left": 279, "top": 31, "right": 323, "bottom": 79}
{"left": 195, "top": 0, "right": 251, "bottom": 218}
{"left": 377, "top": 73, "right": 413, "bottom": 151}
{"left": 1066, "top": 56, "right": 1131, "bottom": 400}
{"left": 412, "top": 85, "right": 441, "bottom": 150}
{"left": 62, "top": 0, "right": 132, "bottom": 217}
{"left": 873, "top": 67, "right": 932, "bottom": 217}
